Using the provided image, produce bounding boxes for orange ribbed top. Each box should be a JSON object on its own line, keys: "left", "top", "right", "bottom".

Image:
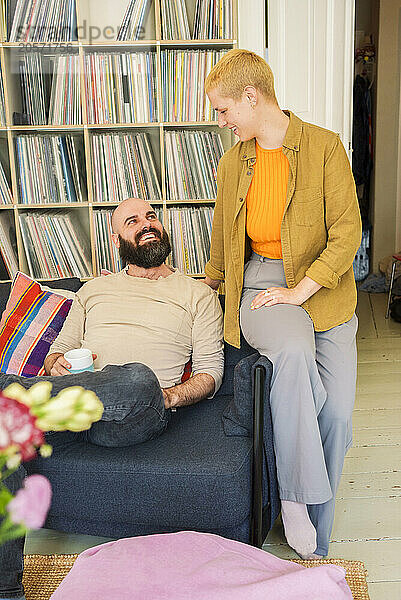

{"left": 246, "top": 142, "right": 289, "bottom": 259}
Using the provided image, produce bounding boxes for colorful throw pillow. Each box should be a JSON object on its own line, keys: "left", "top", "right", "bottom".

{"left": 0, "top": 272, "right": 75, "bottom": 377}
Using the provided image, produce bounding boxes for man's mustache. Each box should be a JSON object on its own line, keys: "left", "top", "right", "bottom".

{"left": 135, "top": 227, "right": 162, "bottom": 244}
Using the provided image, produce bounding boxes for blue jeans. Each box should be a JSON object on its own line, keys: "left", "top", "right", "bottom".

{"left": 0, "top": 363, "right": 169, "bottom": 598}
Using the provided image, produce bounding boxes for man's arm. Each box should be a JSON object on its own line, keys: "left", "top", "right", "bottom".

{"left": 44, "top": 350, "right": 97, "bottom": 376}
{"left": 163, "top": 286, "right": 224, "bottom": 409}
{"left": 162, "top": 373, "right": 215, "bottom": 409}
{"left": 44, "top": 295, "right": 86, "bottom": 375}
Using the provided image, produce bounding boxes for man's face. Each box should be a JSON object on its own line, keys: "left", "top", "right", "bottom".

{"left": 112, "top": 200, "right": 171, "bottom": 268}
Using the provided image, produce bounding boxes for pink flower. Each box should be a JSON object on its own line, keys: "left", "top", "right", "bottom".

{"left": 0, "top": 392, "right": 45, "bottom": 461}
{"left": 7, "top": 475, "right": 52, "bottom": 530}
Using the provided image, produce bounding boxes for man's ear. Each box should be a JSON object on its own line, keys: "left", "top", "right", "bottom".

{"left": 111, "top": 233, "right": 120, "bottom": 248}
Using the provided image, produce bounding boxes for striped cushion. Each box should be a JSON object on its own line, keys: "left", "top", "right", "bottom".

{"left": 0, "top": 272, "right": 74, "bottom": 377}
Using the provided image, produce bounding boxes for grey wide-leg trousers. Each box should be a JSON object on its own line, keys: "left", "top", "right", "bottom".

{"left": 240, "top": 253, "right": 358, "bottom": 555}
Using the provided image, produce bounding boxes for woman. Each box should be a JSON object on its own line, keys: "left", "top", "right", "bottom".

{"left": 203, "top": 49, "right": 361, "bottom": 559}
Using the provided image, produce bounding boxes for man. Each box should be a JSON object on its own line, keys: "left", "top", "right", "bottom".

{"left": 0, "top": 197, "right": 224, "bottom": 600}
{"left": 44, "top": 197, "right": 224, "bottom": 441}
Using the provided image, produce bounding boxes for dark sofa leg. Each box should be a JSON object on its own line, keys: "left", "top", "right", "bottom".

{"left": 250, "top": 365, "right": 265, "bottom": 547}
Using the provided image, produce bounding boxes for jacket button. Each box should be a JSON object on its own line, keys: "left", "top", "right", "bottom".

{"left": 242, "top": 155, "right": 247, "bottom": 159}
{"left": 247, "top": 170, "right": 252, "bottom": 175}
{"left": 239, "top": 197, "right": 244, "bottom": 202}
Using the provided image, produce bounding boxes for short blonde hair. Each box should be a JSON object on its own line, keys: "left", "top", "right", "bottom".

{"left": 205, "top": 49, "right": 277, "bottom": 103}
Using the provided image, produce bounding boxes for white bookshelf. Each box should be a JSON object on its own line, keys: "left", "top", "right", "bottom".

{"left": 0, "top": 0, "right": 237, "bottom": 281}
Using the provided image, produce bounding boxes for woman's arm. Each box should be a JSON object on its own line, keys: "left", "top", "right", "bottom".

{"left": 305, "top": 135, "right": 362, "bottom": 288}
{"left": 203, "top": 275, "right": 221, "bottom": 290}
{"left": 250, "top": 275, "right": 322, "bottom": 309}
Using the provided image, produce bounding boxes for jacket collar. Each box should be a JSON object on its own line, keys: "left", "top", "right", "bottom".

{"left": 240, "top": 110, "right": 302, "bottom": 160}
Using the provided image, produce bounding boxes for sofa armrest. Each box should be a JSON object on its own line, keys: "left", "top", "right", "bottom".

{"left": 222, "top": 353, "right": 273, "bottom": 437}
{"left": 221, "top": 353, "right": 279, "bottom": 547}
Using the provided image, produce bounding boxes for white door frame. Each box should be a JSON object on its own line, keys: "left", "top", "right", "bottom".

{"left": 396, "top": 74, "right": 401, "bottom": 251}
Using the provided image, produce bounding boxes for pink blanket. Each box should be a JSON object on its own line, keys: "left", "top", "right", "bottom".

{"left": 50, "top": 531, "right": 352, "bottom": 600}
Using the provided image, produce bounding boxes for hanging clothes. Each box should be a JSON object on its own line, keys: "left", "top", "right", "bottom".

{"left": 352, "top": 74, "right": 373, "bottom": 219}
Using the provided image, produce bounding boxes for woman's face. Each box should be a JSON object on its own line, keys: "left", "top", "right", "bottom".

{"left": 207, "top": 87, "right": 256, "bottom": 141}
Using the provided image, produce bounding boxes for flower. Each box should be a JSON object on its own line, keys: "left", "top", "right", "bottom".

{"left": 3, "top": 383, "right": 104, "bottom": 433}
{"left": 4, "top": 381, "right": 52, "bottom": 408}
{"left": 33, "top": 387, "right": 104, "bottom": 432}
{"left": 7, "top": 474, "right": 52, "bottom": 529}
{"left": 0, "top": 392, "right": 45, "bottom": 462}
{"left": 0, "top": 383, "right": 103, "bottom": 546}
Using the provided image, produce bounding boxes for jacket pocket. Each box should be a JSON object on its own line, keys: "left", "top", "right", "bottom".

{"left": 291, "top": 187, "right": 323, "bottom": 226}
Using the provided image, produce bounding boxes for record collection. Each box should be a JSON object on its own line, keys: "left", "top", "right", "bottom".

{"left": 94, "top": 209, "right": 123, "bottom": 273}
{"left": 161, "top": 0, "right": 190, "bottom": 40}
{"left": 19, "top": 210, "right": 91, "bottom": 279}
{"left": 193, "top": 0, "right": 232, "bottom": 39}
{"left": 0, "top": 161, "right": 13, "bottom": 205}
{"left": 8, "top": 0, "right": 77, "bottom": 42}
{"left": 15, "top": 52, "right": 81, "bottom": 125}
{"left": 84, "top": 52, "right": 158, "bottom": 124}
{"left": 48, "top": 54, "right": 82, "bottom": 125}
{"left": 0, "top": 213, "right": 18, "bottom": 278}
{"left": 166, "top": 205, "right": 213, "bottom": 274}
{"left": 0, "top": 0, "right": 237, "bottom": 281}
{"left": 117, "top": 0, "right": 152, "bottom": 41}
{"left": 16, "top": 135, "right": 84, "bottom": 204}
{"left": 161, "top": 49, "right": 226, "bottom": 121}
{"left": 165, "top": 129, "right": 223, "bottom": 200}
{"left": 91, "top": 132, "right": 161, "bottom": 202}
{"left": 0, "top": 65, "right": 6, "bottom": 126}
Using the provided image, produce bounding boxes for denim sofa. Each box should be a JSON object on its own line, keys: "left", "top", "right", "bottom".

{"left": 0, "top": 278, "right": 280, "bottom": 547}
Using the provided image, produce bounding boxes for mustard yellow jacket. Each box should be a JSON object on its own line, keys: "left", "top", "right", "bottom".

{"left": 204, "top": 111, "right": 362, "bottom": 348}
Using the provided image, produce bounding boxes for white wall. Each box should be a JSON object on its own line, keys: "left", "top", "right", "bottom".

{"left": 371, "top": 1, "right": 401, "bottom": 267}
{"left": 267, "top": 0, "right": 355, "bottom": 155}
{"left": 237, "top": 0, "right": 265, "bottom": 58}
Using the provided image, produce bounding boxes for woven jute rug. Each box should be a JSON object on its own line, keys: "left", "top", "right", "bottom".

{"left": 22, "top": 554, "right": 370, "bottom": 599}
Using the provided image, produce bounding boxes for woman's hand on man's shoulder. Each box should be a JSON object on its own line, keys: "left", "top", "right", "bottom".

{"left": 202, "top": 276, "right": 221, "bottom": 291}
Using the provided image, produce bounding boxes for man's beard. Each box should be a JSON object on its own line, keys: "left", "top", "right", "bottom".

{"left": 118, "top": 228, "right": 171, "bottom": 269}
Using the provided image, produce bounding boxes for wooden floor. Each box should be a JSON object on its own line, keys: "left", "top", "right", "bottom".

{"left": 25, "top": 292, "right": 401, "bottom": 599}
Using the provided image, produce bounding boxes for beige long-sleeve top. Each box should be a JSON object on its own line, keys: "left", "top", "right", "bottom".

{"left": 49, "top": 270, "right": 224, "bottom": 391}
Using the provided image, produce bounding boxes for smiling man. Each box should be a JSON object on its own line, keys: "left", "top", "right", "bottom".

{"left": 0, "top": 197, "right": 224, "bottom": 600}
{"left": 43, "top": 197, "right": 224, "bottom": 443}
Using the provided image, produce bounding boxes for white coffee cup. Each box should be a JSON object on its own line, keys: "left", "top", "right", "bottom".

{"left": 64, "top": 348, "right": 94, "bottom": 374}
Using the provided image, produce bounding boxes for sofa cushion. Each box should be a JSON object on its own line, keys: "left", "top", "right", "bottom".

{"left": 0, "top": 273, "right": 79, "bottom": 376}
{"left": 0, "top": 276, "right": 83, "bottom": 318}
{"left": 27, "top": 395, "right": 254, "bottom": 538}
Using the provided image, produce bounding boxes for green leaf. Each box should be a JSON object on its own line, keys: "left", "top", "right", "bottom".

{"left": 0, "top": 484, "right": 14, "bottom": 514}
{"left": 0, "top": 516, "right": 27, "bottom": 544}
